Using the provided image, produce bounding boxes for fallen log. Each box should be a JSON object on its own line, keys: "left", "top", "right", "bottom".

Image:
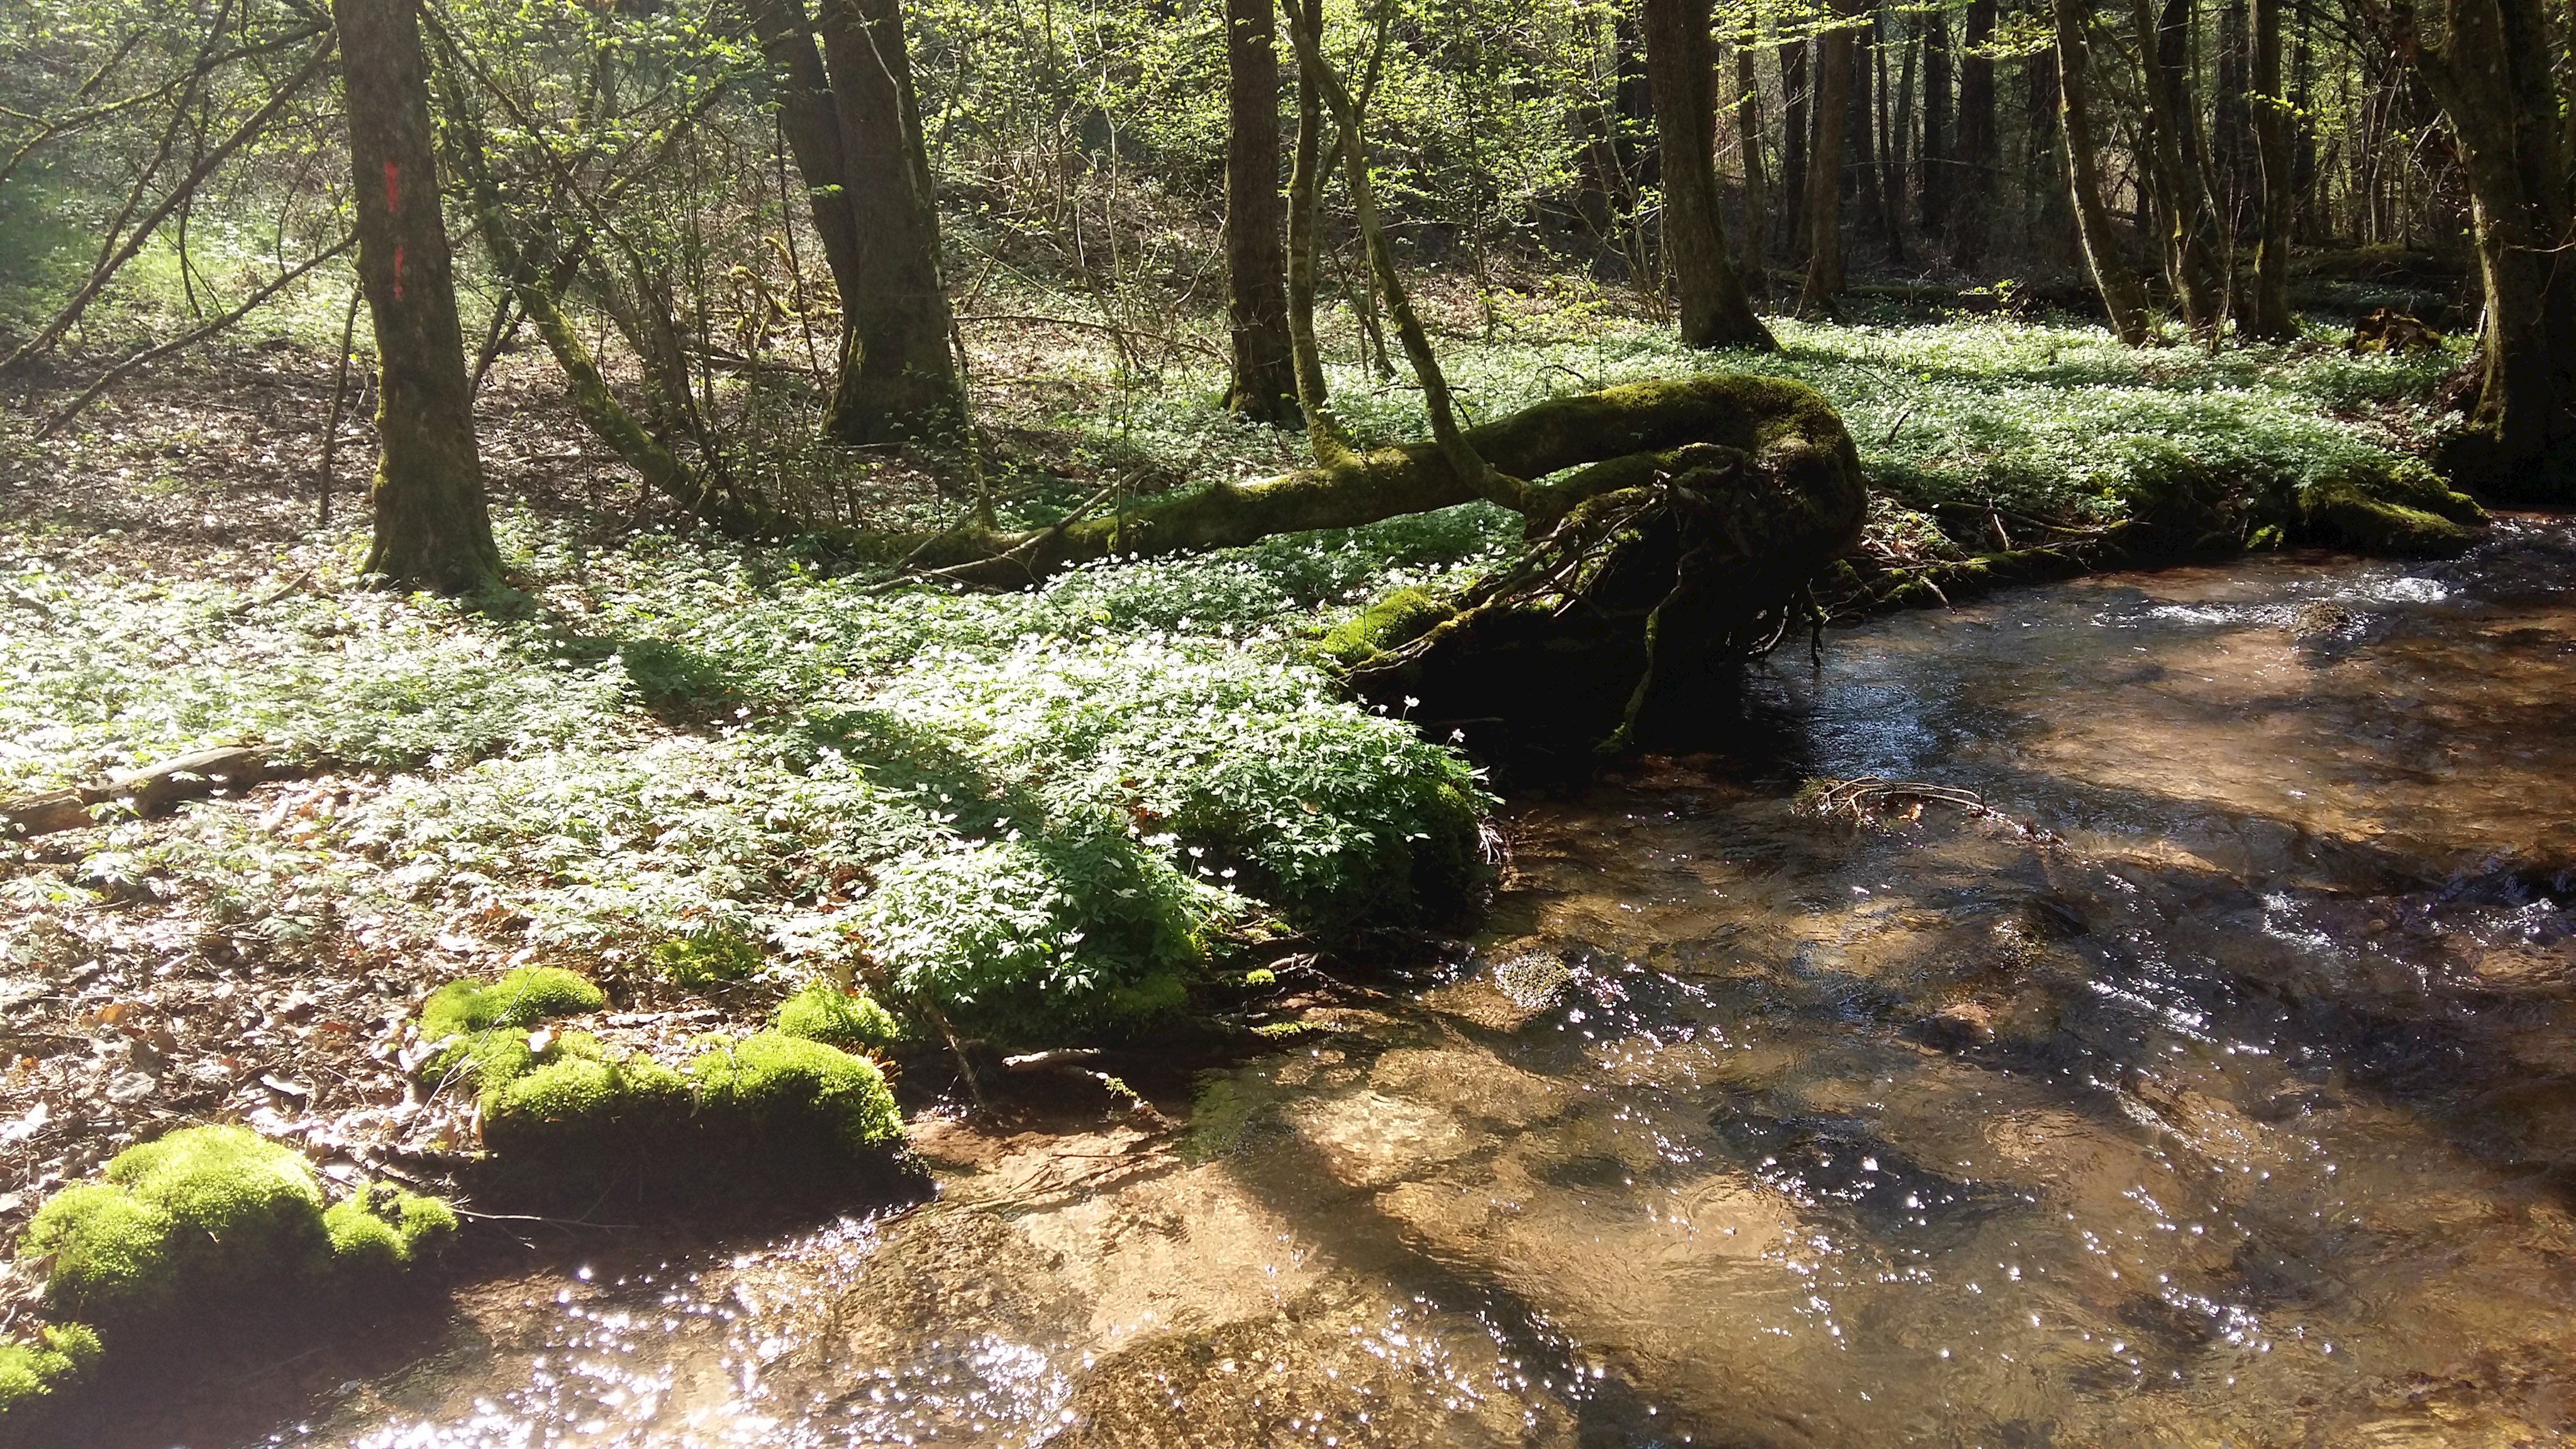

{"left": 904, "top": 375, "right": 1863, "bottom": 587}
{"left": 1, "top": 745, "right": 287, "bottom": 840}
{"left": 910, "top": 374, "right": 1868, "bottom": 760}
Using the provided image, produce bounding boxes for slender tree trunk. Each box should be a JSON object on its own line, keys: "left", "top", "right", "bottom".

{"left": 1848, "top": 14, "right": 1889, "bottom": 256}
{"left": 1951, "top": 0, "right": 1996, "bottom": 267}
{"left": 2404, "top": 0, "right": 2576, "bottom": 496}
{"left": 1223, "top": 0, "right": 1298, "bottom": 423}
{"left": 334, "top": 0, "right": 500, "bottom": 594}
{"left": 1282, "top": 0, "right": 1353, "bottom": 466}
{"left": 1800, "top": 18, "right": 1854, "bottom": 310}
{"left": 2245, "top": 0, "right": 2295, "bottom": 337}
{"left": 1921, "top": 9, "right": 1950, "bottom": 233}
{"left": 1643, "top": 0, "right": 1775, "bottom": 347}
{"left": 814, "top": 0, "right": 963, "bottom": 446}
{"left": 1887, "top": 18, "right": 1914, "bottom": 248}
{"left": 2053, "top": 0, "right": 2155, "bottom": 341}
{"left": 2136, "top": 0, "right": 2225, "bottom": 331}
{"left": 1780, "top": 38, "right": 1809, "bottom": 257}
{"left": 1734, "top": 42, "right": 1769, "bottom": 289}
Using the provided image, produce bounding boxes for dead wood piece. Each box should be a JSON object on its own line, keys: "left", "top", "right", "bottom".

{"left": 1, "top": 745, "right": 292, "bottom": 839}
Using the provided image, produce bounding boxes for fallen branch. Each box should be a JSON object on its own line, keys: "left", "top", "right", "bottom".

{"left": 1, "top": 745, "right": 296, "bottom": 840}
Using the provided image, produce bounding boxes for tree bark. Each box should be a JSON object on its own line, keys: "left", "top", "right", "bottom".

{"left": 1921, "top": 9, "right": 1951, "bottom": 233}
{"left": 2054, "top": 0, "right": 2155, "bottom": 342}
{"left": 335, "top": 0, "right": 501, "bottom": 596}
{"left": 2402, "top": 0, "right": 2576, "bottom": 497}
{"left": 1223, "top": 0, "right": 1299, "bottom": 424}
{"left": 1780, "top": 39, "right": 1809, "bottom": 257}
{"left": 1733, "top": 43, "right": 1769, "bottom": 289}
{"left": 2244, "top": 0, "right": 2295, "bottom": 337}
{"left": 1641, "top": 0, "right": 1775, "bottom": 348}
{"left": 1887, "top": 17, "right": 1914, "bottom": 252}
{"left": 2135, "top": 0, "right": 2226, "bottom": 331}
{"left": 1951, "top": 0, "right": 1996, "bottom": 267}
{"left": 816, "top": 0, "right": 962, "bottom": 445}
{"left": 746, "top": 0, "right": 964, "bottom": 448}
{"left": 1799, "top": 19, "right": 1854, "bottom": 310}
{"left": 1848, "top": 15, "right": 1888, "bottom": 256}
{"left": 1282, "top": 0, "right": 1353, "bottom": 467}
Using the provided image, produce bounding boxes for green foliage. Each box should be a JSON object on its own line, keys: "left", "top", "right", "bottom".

{"left": 16, "top": 1126, "right": 453, "bottom": 1326}
{"left": 0, "top": 1324, "right": 101, "bottom": 1419}
{"left": 855, "top": 813, "right": 1214, "bottom": 1044}
{"left": 774, "top": 980, "right": 904, "bottom": 1052}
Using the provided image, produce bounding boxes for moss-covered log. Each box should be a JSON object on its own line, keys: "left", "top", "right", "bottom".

{"left": 909, "top": 375, "right": 1862, "bottom": 586}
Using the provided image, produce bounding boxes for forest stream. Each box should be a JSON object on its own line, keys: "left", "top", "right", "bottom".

{"left": 190, "top": 519, "right": 2576, "bottom": 1448}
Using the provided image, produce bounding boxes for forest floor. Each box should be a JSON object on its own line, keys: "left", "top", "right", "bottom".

{"left": 0, "top": 287, "right": 2478, "bottom": 1340}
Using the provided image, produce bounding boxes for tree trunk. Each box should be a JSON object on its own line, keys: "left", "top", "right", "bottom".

{"left": 814, "top": 0, "right": 962, "bottom": 446}
{"left": 2244, "top": 0, "right": 2295, "bottom": 338}
{"left": 1921, "top": 9, "right": 1950, "bottom": 234}
{"left": 1887, "top": 18, "right": 1914, "bottom": 251}
{"left": 2404, "top": 0, "right": 2576, "bottom": 497}
{"left": 1223, "top": 0, "right": 1298, "bottom": 424}
{"left": 1848, "top": 15, "right": 1889, "bottom": 257}
{"left": 1799, "top": 19, "right": 1854, "bottom": 309}
{"left": 1951, "top": 0, "right": 1996, "bottom": 267}
{"left": 2054, "top": 0, "right": 2155, "bottom": 342}
{"left": 335, "top": 0, "right": 501, "bottom": 596}
{"left": 1641, "top": 0, "right": 1775, "bottom": 348}
{"left": 2136, "top": 0, "right": 2225, "bottom": 331}
{"left": 1780, "top": 39, "right": 1809, "bottom": 257}
{"left": 1282, "top": 0, "right": 1353, "bottom": 467}
{"left": 747, "top": 0, "right": 963, "bottom": 449}
{"left": 1734, "top": 43, "right": 1769, "bottom": 289}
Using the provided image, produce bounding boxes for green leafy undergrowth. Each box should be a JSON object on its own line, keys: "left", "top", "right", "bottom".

{"left": 420, "top": 970, "right": 905, "bottom": 1202}
{"left": 6, "top": 1124, "right": 454, "bottom": 1413}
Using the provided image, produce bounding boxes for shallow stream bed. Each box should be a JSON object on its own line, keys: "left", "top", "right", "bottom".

{"left": 191, "top": 521, "right": 2576, "bottom": 1447}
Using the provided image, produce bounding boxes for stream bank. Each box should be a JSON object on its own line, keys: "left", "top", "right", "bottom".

{"left": 31, "top": 517, "right": 2572, "bottom": 1448}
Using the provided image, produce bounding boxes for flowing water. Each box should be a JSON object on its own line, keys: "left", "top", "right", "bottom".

{"left": 227, "top": 521, "right": 2576, "bottom": 1447}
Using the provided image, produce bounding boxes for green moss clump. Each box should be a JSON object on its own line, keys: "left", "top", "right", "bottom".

{"left": 25, "top": 1126, "right": 325, "bottom": 1320}
{"left": 2296, "top": 463, "right": 2486, "bottom": 555}
{"left": 774, "top": 980, "right": 904, "bottom": 1052}
{"left": 0, "top": 1324, "right": 101, "bottom": 1419}
{"left": 17, "top": 1126, "right": 456, "bottom": 1327}
{"left": 1318, "top": 586, "right": 1455, "bottom": 665}
{"left": 419, "top": 965, "right": 605, "bottom": 1045}
{"left": 423, "top": 975, "right": 908, "bottom": 1200}
{"left": 321, "top": 1183, "right": 460, "bottom": 1272}
{"left": 652, "top": 928, "right": 763, "bottom": 985}
{"left": 686, "top": 1031, "right": 904, "bottom": 1155}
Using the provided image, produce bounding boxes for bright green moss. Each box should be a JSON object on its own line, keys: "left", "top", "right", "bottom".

{"left": 774, "top": 980, "right": 904, "bottom": 1052}
{"left": 486, "top": 1047, "right": 688, "bottom": 1128}
{"left": 0, "top": 1323, "right": 101, "bottom": 1418}
{"left": 419, "top": 965, "right": 606, "bottom": 1045}
{"left": 686, "top": 1031, "right": 903, "bottom": 1154}
{"left": 18, "top": 1183, "right": 179, "bottom": 1320}
{"left": 1317, "top": 586, "right": 1454, "bottom": 665}
{"left": 652, "top": 929, "right": 763, "bottom": 985}
{"left": 321, "top": 1184, "right": 459, "bottom": 1271}
{"left": 18, "top": 1126, "right": 456, "bottom": 1325}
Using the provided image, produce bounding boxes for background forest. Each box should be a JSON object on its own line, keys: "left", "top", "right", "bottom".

{"left": 0, "top": 0, "right": 2566, "bottom": 1427}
